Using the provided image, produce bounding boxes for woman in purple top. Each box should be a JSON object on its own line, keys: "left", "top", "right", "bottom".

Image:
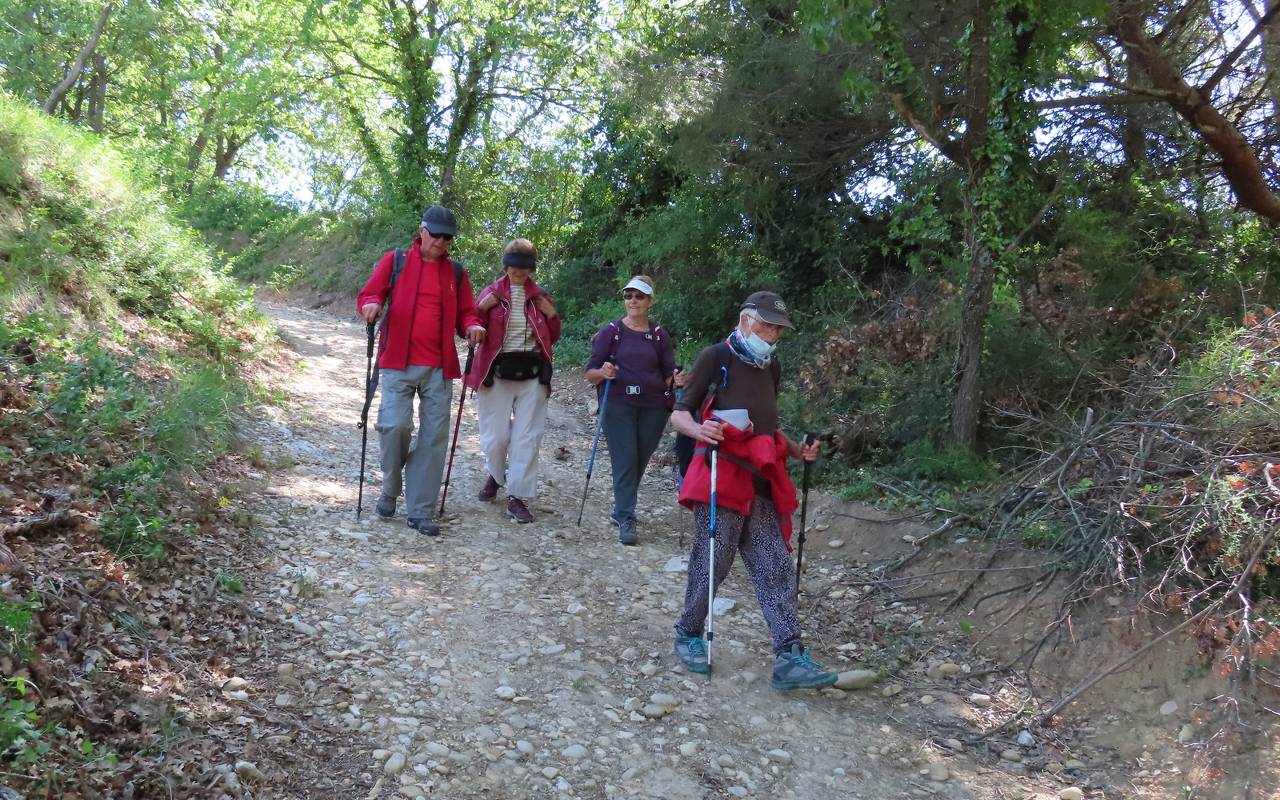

{"left": 585, "top": 275, "right": 682, "bottom": 545}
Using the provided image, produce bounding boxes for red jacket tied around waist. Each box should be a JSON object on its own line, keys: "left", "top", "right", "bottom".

{"left": 677, "top": 424, "right": 800, "bottom": 547}
{"left": 355, "top": 238, "right": 483, "bottom": 379}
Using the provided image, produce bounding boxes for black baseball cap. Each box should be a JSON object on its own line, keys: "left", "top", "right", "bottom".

{"left": 741, "top": 291, "right": 792, "bottom": 327}
{"left": 420, "top": 205, "right": 458, "bottom": 237}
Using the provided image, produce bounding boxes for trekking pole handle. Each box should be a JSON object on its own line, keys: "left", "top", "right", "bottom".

{"left": 365, "top": 321, "right": 376, "bottom": 358}
{"left": 463, "top": 343, "right": 475, "bottom": 375}
{"left": 802, "top": 432, "right": 816, "bottom": 449}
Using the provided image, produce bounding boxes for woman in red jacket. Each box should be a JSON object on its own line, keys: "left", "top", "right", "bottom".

{"left": 466, "top": 239, "right": 562, "bottom": 523}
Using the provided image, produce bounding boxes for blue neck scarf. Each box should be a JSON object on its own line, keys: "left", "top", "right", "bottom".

{"left": 727, "top": 329, "right": 770, "bottom": 369}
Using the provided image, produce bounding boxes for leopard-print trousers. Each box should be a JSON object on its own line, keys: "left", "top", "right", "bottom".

{"left": 675, "top": 495, "right": 801, "bottom": 655}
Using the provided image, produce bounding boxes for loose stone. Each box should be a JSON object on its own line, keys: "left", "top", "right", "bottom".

{"left": 834, "top": 670, "right": 877, "bottom": 690}
{"left": 384, "top": 752, "right": 407, "bottom": 775}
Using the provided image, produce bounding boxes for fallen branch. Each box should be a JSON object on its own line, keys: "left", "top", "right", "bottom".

{"left": 1039, "top": 529, "right": 1275, "bottom": 725}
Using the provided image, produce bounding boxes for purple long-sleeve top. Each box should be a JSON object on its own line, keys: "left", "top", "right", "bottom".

{"left": 586, "top": 319, "right": 676, "bottom": 409}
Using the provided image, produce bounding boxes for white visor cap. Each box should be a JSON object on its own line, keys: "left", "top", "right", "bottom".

{"left": 622, "top": 277, "right": 654, "bottom": 297}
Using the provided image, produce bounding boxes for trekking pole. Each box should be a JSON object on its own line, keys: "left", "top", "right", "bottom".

{"left": 439, "top": 344, "right": 475, "bottom": 515}
{"left": 356, "top": 321, "right": 378, "bottom": 520}
{"left": 576, "top": 357, "right": 615, "bottom": 526}
{"left": 795, "top": 432, "right": 816, "bottom": 596}
{"left": 706, "top": 442, "right": 719, "bottom": 671}
{"left": 672, "top": 364, "right": 684, "bottom": 491}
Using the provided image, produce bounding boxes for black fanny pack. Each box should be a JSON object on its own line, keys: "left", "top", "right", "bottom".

{"left": 484, "top": 352, "right": 550, "bottom": 386}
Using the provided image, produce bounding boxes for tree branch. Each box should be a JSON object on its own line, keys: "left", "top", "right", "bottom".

{"left": 1198, "top": 2, "right": 1280, "bottom": 97}
{"left": 43, "top": 2, "right": 115, "bottom": 115}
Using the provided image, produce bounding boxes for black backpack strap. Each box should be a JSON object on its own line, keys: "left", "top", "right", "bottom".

{"left": 389, "top": 248, "right": 408, "bottom": 291}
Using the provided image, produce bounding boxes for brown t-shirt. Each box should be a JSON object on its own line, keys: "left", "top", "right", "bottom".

{"left": 675, "top": 343, "right": 780, "bottom": 436}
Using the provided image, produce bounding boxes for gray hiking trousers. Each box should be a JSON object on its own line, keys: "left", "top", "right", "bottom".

{"left": 376, "top": 365, "right": 453, "bottom": 520}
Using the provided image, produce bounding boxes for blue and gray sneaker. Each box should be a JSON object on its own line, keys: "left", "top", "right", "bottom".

{"left": 618, "top": 518, "right": 638, "bottom": 546}
{"left": 674, "top": 627, "right": 710, "bottom": 674}
{"left": 375, "top": 494, "right": 396, "bottom": 519}
{"left": 771, "top": 644, "right": 837, "bottom": 690}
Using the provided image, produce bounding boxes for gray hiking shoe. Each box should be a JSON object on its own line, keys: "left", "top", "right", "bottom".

{"left": 375, "top": 494, "right": 396, "bottom": 519}
{"left": 407, "top": 517, "right": 441, "bottom": 536}
{"left": 674, "top": 627, "right": 710, "bottom": 674}
{"left": 618, "top": 518, "right": 638, "bottom": 546}
{"left": 771, "top": 644, "right": 837, "bottom": 690}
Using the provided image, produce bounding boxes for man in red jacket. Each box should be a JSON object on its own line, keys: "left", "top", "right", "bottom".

{"left": 357, "top": 205, "right": 485, "bottom": 536}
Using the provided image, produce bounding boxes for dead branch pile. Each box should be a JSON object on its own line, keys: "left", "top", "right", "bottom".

{"left": 991, "top": 312, "right": 1280, "bottom": 708}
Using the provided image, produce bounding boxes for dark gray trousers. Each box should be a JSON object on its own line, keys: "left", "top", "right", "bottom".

{"left": 603, "top": 403, "right": 670, "bottom": 525}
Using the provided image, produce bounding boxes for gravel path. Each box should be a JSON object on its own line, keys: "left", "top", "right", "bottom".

{"left": 236, "top": 301, "right": 1016, "bottom": 800}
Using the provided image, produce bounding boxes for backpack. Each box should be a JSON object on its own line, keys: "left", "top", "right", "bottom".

{"left": 674, "top": 342, "right": 781, "bottom": 478}
{"left": 389, "top": 247, "right": 465, "bottom": 295}
{"left": 378, "top": 248, "right": 466, "bottom": 340}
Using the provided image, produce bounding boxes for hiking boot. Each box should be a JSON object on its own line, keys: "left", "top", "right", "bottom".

{"left": 674, "top": 627, "right": 710, "bottom": 674}
{"left": 375, "top": 494, "right": 396, "bottom": 519}
{"left": 407, "top": 517, "right": 441, "bottom": 536}
{"left": 507, "top": 497, "right": 534, "bottom": 524}
{"left": 618, "top": 518, "right": 638, "bottom": 546}
{"left": 770, "top": 644, "right": 837, "bottom": 690}
{"left": 478, "top": 474, "right": 500, "bottom": 502}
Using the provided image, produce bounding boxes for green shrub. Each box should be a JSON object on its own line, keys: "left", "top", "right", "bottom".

{"left": 0, "top": 677, "right": 48, "bottom": 768}
{"left": 0, "top": 594, "right": 41, "bottom": 660}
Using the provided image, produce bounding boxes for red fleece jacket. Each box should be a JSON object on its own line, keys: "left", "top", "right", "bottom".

{"left": 464, "top": 275, "right": 562, "bottom": 393}
{"left": 677, "top": 425, "right": 800, "bottom": 547}
{"left": 355, "top": 238, "right": 483, "bottom": 379}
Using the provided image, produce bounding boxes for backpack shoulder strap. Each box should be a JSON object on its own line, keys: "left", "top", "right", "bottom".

{"left": 771, "top": 358, "right": 781, "bottom": 394}
{"left": 606, "top": 320, "right": 624, "bottom": 361}
{"left": 697, "top": 342, "right": 734, "bottom": 419}
{"left": 389, "top": 248, "right": 408, "bottom": 291}
{"left": 450, "top": 257, "right": 464, "bottom": 284}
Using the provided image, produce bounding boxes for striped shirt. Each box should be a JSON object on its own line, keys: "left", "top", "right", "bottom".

{"left": 501, "top": 283, "right": 536, "bottom": 352}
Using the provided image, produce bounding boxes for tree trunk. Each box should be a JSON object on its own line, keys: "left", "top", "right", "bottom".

{"left": 439, "top": 34, "right": 496, "bottom": 209}
{"left": 213, "top": 134, "right": 245, "bottom": 180}
{"left": 184, "top": 105, "right": 219, "bottom": 192}
{"left": 951, "top": 212, "right": 996, "bottom": 449}
{"left": 1112, "top": 2, "right": 1280, "bottom": 222}
{"left": 43, "top": 2, "right": 115, "bottom": 115}
{"left": 390, "top": 0, "right": 439, "bottom": 213}
{"left": 949, "top": 0, "right": 994, "bottom": 449}
{"left": 87, "top": 53, "right": 108, "bottom": 132}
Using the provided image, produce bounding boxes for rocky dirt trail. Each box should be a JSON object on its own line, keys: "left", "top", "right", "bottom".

{"left": 229, "top": 302, "right": 1096, "bottom": 800}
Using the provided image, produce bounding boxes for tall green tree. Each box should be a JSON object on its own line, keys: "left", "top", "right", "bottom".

{"left": 302, "top": 0, "right": 610, "bottom": 217}
{"left": 801, "top": 0, "right": 1105, "bottom": 447}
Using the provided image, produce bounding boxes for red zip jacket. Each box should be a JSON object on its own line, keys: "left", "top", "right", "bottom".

{"left": 464, "top": 275, "right": 563, "bottom": 394}
{"left": 678, "top": 425, "right": 800, "bottom": 547}
{"left": 355, "top": 238, "right": 483, "bottom": 379}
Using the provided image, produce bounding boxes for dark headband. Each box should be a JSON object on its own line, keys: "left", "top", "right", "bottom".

{"left": 502, "top": 252, "right": 537, "bottom": 269}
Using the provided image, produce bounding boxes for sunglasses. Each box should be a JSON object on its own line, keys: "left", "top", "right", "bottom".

{"left": 623, "top": 291, "right": 649, "bottom": 300}
{"left": 424, "top": 229, "right": 454, "bottom": 241}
